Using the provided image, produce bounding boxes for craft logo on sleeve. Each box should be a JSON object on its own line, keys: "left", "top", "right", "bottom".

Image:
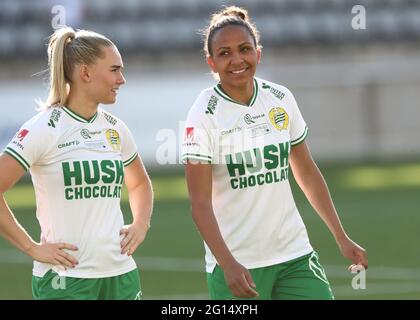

{"left": 185, "top": 127, "right": 194, "bottom": 142}
{"left": 16, "top": 129, "right": 29, "bottom": 141}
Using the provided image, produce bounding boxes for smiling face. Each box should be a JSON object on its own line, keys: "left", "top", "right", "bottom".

{"left": 207, "top": 25, "right": 261, "bottom": 91}
{"left": 85, "top": 45, "right": 126, "bottom": 105}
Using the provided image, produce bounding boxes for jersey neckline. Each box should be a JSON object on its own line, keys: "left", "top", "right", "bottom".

{"left": 62, "top": 106, "right": 98, "bottom": 124}
{"left": 213, "top": 78, "right": 258, "bottom": 107}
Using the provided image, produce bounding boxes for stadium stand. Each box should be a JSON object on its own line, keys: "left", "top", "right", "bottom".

{"left": 0, "top": 0, "right": 419, "bottom": 56}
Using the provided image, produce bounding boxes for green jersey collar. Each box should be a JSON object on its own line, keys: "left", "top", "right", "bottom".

{"left": 214, "top": 78, "right": 258, "bottom": 107}
{"left": 62, "top": 106, "right": 98, "bottom": 123}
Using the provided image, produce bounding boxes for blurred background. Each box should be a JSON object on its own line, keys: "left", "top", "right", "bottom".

{"left": 0, "top": 0, "right": 419, "bottom": 299}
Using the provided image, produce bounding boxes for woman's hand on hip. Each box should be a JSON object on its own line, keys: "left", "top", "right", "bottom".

{"left": 27, "top": 242, "right": 78, "bottom": 269}
{"left": 120, "top": 221, "right": 149, "bottom": 256}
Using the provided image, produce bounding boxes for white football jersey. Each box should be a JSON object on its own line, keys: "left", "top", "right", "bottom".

{"left": 182, "top": 78, "right": 313, "bottom": 273}
{"left": 5, "top": 106, "right": 138, "bottom": 278}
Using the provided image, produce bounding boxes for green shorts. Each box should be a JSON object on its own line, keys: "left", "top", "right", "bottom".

{"left": 32, "top": 268, "right": 142, "bottom": 300}
{"left": 207, "top": 251, "right": 334, "bottom": 300}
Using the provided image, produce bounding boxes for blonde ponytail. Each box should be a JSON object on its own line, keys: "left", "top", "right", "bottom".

{"left": 46, "top": 27, "right": 75, "bottom": 107}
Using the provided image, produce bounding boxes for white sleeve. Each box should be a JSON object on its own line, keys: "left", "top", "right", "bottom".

{"left": 286, "top": 89, "right": 308, "bottom": 146}
{"left": 3, "top": 115, "right": 50, "bottom": 171}
{"left": 117, "top": 119, "right": 138, "bottom": 167}
{"left": 181, "top": 101, "right": 214, "bottom": 164}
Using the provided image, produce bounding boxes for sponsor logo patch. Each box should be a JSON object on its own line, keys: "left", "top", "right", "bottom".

{"left": 244, "top": 113, "right": 265, "bottom": 125}
{"left": 221, "top": 127, "right": 242, "bottom": 135}
{"left": 185, "top": 127, "right": 194, "bottom": 142}
{"left": 262, "top": 83, "right": 286, "bottom": 100}
{"left": 105, "top": 129, "right": 121, "bottom": 151}
{"left": 80, "top": 129, "right": 101, "bottom": 139}
{"left": 80, "top": 129, "right": 91, "bottom": 139}
{"left": 205, "top": 95, "right": 218, "bottom": 115}
{"left": 248, "top": 123, "right": 271, "bottom": 138}
{"left": 244, "top": 114, "right": 255, "bottom": 125}
{"left": 269, "top": 107, "right": 289, "bottom": 131}
{"left": 58, "top": 140, "right": 80, "bottom": 149}
{"left": 48, "top": 109, "right": 62, "bottom": 128}
{"left": 103, "top": 112, "right": 117, "bottom": 126}
{"left": 16, "top": 129, "right": 29, "bottom": 141}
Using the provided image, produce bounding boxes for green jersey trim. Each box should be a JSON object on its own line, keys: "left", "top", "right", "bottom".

{"left": 62, "top": 106, "right": 98, "bottom": 123}
{"left": 123, "top": 153, "right": 138, "bottom": 167}
{"left": 182, "top": 153, "right": 212, "bottom": 164}
{"left": 213, "top": 78, "right": 258, "bottom": 107}
{"left": 291, "top": 126, "right": 308, "bottom": 146}
{"left": 4, "top": 147, "right": 29, "bottom": 171}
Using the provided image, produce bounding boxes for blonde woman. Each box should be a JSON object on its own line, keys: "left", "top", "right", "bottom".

{"left": 0, "top": 27, "right": 153, "bottom": 300}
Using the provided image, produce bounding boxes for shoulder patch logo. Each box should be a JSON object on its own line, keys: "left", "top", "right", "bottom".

{"left": 48, "top": 109, "right": 62, "bottom": 128}
{"left": 269, "top": 107, "right": 289, "bottom": 131}
{"left": 270, "top": 88, "right": 285, "bottom": 100}
{"left": 105, "top": 129, "right": 121, "bottom": 151}
{"left": 262, "top": 83, "right": 285, "bottom": 100}
{"left": 205, "top": 95, "right": 218, "bottom": 115}
{"left": 103, "top": 112, "right": 117, "bottom": 126}
{"left": 185, "top": 127, "right": 194, "bottom": 142}
{"left": 16, "top": 129, "right": 29, "bottom": 141}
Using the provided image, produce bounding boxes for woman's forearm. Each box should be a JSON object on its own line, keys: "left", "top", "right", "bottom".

{"left": 191, "top": 202, "right": 236, "bottom": 268}
{"left": 0, "top": 195, "right": 37, "bottom": 255}
{"left": 295, "top": 165, "right": 348, "bottom": 244}
{"left": 128, "top": 180, "right": 153, "bottom": 229}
